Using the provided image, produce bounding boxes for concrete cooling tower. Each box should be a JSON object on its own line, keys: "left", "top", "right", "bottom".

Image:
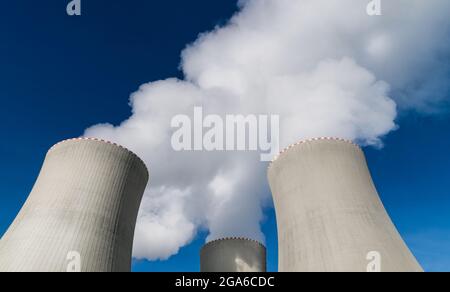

{"left": 200, "top": 238, "right": 267, "bottom": 272}
{"left": 268, "top": 138, "right": 423, "bottom": 272}
{"left": 0, "top": 138, "right": 149, "bottom": 272}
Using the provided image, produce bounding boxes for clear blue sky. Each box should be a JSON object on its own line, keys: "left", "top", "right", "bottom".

{"left": 0, "top": 1, "right": 449, "bottom": 272}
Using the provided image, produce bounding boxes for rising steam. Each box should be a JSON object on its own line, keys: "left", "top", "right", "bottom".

{"left": 84, "top": 0, "right": 450, "bottom": 260}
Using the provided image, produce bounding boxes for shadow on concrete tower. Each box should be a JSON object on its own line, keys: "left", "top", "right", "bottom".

{"left": 268, "top": 138, "right": 423, "bottom": 272}
{"left": 0, "top": 138, "right": 149, "bottom": 272}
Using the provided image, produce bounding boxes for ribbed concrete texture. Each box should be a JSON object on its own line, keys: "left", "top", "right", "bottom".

{"left": 0, "top": 138, "right": 149, "bottom": 272}
{"left": 200, "top": 238, "right": 266, "bottom": 272}
{"left": 268, "top": 138, "right": 423, "bottom": 272}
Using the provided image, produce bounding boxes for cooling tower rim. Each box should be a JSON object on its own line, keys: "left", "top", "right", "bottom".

{"left": 269, "top": 137, "right": 361, "bottom": 169}
{"left": 48, "top": 137, "right": 149, "bottom": 176}
{"left": 202, "top": 237, "right": 266, "bottom": 250}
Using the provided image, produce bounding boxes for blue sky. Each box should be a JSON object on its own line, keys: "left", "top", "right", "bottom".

{"left": 0, "top": 1, "right": 449, "bottom": 272}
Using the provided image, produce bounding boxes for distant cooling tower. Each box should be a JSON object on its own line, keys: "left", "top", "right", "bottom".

{"left": 200, "top": 238, "right": 267, "bottom": 272}
{"left": 268, "top": 138, "right": 423, "bottom": 272}
{"left": 0, "top": 138, "right": 149, "bottom": 272}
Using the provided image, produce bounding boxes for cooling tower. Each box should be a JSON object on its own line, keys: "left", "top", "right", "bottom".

{"left": 0, "top": 138, "right": 149, "bottom": 272}
{"left": 200, "top": 238, "right": 267, "bottom": 272}
{"left": 268, "top": 138, "right": 423, "bottom": 272}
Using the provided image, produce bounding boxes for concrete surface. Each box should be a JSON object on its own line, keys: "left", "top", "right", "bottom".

{"left": 200, "top": 238, "right": 266, "bottom": 272}
{"left": 0, "top": 138, "right": 149, "bottom": 272}
{"left": 268, "top": 138, "right": 423, "bottom": 272}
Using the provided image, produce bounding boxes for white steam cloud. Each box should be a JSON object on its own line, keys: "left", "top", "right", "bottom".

{"left": 84, "top": 0, "right": 450, "bottom": 260}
